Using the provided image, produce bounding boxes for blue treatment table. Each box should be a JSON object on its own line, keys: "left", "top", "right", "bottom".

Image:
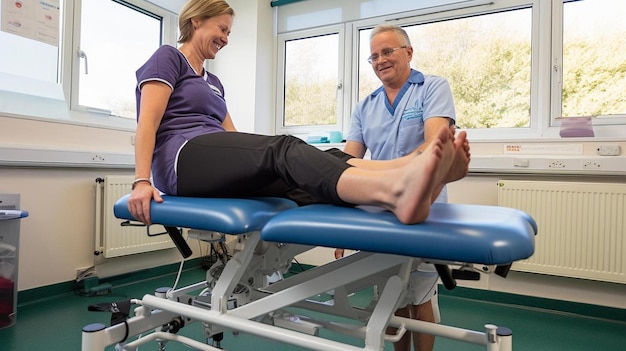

{"left": 82, "top": 195, "right": 536, "bottom": 351}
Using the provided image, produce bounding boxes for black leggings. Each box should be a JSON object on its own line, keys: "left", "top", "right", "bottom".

{"left": 176, "top": 132, "right": 353, "bottom": 206}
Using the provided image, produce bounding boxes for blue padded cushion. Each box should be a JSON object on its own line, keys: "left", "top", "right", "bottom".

{"left": 0, "top": 210, "right": 29, "bottom": 220}
{"left": 261, "top": 203, "right": 537, "bottom": 265}
{"left": 114, "top": 195, "right": 297, "bottom": 234}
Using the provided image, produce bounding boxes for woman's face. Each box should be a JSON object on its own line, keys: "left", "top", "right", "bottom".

{"left": 192, "top": 14, "right": 233, "bottom": 59}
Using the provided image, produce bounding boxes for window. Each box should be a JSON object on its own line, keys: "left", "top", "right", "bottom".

{"left": 283, "top": 34, "right": 339, "bottom": 127}
{"left": 277, "top": 26, "right": 345, "bottom": 134}
{"left": 277, "top": 0, "right": 625, "bottom": 140}
{"left": 358, "top": 8, "right": 533, "bottom": 129}
{"left": 0, "top": 0, "right": 61, "bottom": 84}
{"left": 557, "top": 0, "right": 626, "bottom": 121}
{"left": 0, "top": 0, "right": 177, "bottom": 129}
{"left": 75, "top": 0, "right": 162, "bottom": 118}
{"left": 0, "top": 0, "right": 66, "bottom": 119}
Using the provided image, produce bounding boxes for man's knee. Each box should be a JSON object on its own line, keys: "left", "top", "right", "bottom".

{"left": 413, "top": 300, "right": 436, "bottom": 322}
{"left": 395, "top": 304, "right": 411, "bottom": 318}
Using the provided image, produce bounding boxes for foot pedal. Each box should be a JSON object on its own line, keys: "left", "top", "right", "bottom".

{"left": 495, "top": 264, "right": 512, "bottom": 278}
{"left": 452, "top": 269, "right": 481, "bottom": 280}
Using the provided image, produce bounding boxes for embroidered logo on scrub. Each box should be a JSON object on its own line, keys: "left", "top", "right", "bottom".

{"left": 402, "top": 105, "right": 423, "bottom": 120}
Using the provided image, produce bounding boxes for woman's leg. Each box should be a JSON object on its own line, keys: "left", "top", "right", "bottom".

{"left": 336, "top": 127, "right": 455, "bottom": 224}
{"left": 241, "top": 148, "right": 353, "bottom": 206}
{"left": 177, "top": 132, "right": 353, "bottom": 205}
{"left": 177, "top": 127, "right": 465, "bottom": 223}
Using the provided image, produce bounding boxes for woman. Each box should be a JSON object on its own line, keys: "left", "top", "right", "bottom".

{"left": 128, "top": 0, "right": 470, "bottom": 226}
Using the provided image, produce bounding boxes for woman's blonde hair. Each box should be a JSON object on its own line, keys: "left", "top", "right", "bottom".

{"left": 178, "top": 0, "right": 235, "bottom": 43}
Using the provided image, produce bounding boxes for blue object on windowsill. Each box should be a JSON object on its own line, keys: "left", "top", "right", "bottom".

{"left": 306, "top": 136, "right": 329, "bottom": 144}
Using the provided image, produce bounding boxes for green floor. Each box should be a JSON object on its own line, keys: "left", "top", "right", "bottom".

{"left": 1, "top": 265, "right": 625, "bottom": 351}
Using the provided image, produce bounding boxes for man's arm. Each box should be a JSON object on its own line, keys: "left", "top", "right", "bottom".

{"left": 418, "top": 117, "right": 453, "bottom": 152}
{"left": 343, "top": 140, "right": 367, "bottom": 158}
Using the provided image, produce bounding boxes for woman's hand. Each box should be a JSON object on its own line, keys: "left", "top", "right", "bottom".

{"left": 127, "top": 182, "right": 163, "bottom": 225}
{"left": 334, "top": 248, "right": 345, "bottom": 259}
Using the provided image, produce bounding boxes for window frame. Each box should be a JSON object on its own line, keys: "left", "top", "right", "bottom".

{"left": 65, "top": 0, "right": 177, "bottom": 129}
{"left": 352, "top": 0, "right": 544, "bottom": 140}
{"left": 275, "top": 0, "right": 626, "bottom": 141}
{"left": 549, "top": 0, "right": 626, "bottom": 131}
{"left": 0, "top": 0, "right": 177, "bottom": 132}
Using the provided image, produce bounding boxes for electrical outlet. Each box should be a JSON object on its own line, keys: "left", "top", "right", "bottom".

{"left": 582, "top": 160, "right": 601, "bottom": 169}
{"left": 91, "top": 154, "right": 105, "bottom": 162}
{"left": 597, "top": 145, "right": 621, "bottom": 156}
{"left": 548, "top": 160, "right": 566, "bottom": 168}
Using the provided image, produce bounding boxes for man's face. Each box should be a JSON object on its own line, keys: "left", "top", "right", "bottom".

{"left": 369, "top": 31, "right": 412, "bottom": 87}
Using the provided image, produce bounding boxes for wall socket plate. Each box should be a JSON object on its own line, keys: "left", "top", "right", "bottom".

{"left": 597, "top": 145, "right": 621, "bottom": 156}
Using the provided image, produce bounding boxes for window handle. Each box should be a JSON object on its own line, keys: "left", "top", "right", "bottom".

{"left": 553, "top": 59, "right": 561, "bottom": 85}
{"left": 78, "top": 49, "right": 89, "bottom": 74}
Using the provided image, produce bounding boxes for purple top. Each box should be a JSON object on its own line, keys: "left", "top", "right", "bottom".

{"left": 135, "top": 45, "right": 227, "bottom": 195}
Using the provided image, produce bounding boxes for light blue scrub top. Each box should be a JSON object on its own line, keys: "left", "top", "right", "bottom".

{"left": 347, "top": 69, "right": 456, "bottom": 202}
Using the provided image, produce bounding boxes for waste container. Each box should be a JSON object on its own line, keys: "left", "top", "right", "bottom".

{"left": 0, "top": 194, "right": 28, "bottom": 329}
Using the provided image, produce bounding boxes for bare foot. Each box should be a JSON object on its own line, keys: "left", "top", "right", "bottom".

{"left": 429, "top": 130, "right": 468, "bottom": 203}
{"left": 445, "top": 131, "right": 470, "bottom": 183}
{"left": 392, "top": 126, "right": 454, "bottom": 224}
{"left": 429, "top": 132, "right": 470, "bottom": 203}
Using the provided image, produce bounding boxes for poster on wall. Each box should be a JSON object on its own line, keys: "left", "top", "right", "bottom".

{"left": 1, "top": 0, "right": 59, "bottom": 46}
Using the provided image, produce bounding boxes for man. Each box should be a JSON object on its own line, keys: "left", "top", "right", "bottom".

{"left": 336, "top": 24, "right": 456, "bottom": 351}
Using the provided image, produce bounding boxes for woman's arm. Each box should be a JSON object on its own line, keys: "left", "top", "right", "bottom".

{"left": 222, "top": 112, "right": 237, "bottom": 131}
{"left": 128, "top": 81, "right": 172, "bottom": 224}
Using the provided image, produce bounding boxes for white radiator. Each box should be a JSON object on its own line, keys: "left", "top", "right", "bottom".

{"left": 497, "top": 180, "right": 626, "bottom": 284}
{"left": 95, "top": 175, "right": 174, "bottom": 258}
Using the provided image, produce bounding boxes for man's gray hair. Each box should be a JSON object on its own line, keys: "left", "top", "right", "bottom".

{"left": 370, "top": 25, "right": 411, "bottom": 46}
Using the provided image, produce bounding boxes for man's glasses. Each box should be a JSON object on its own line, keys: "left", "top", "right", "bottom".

{"left": 367, "top": 46, "right": 407, "bottom": 64}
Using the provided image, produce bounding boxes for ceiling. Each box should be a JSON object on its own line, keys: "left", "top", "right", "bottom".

{"left": 145, "top": 0, "right": 187, "bottom": 13}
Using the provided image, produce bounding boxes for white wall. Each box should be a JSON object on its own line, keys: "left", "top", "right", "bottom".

{"left": 212, "top": 0, "right": 275, "bottom": 134}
